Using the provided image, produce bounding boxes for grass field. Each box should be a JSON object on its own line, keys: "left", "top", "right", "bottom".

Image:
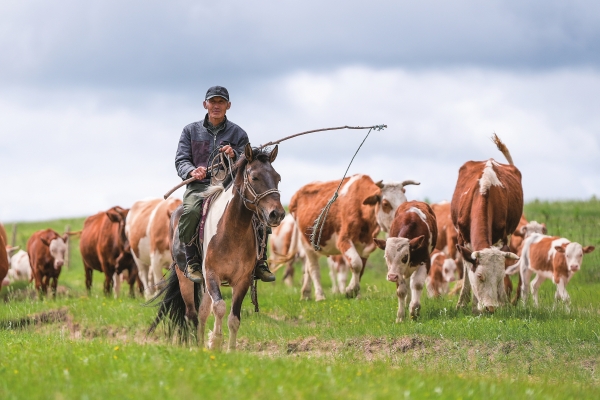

{"left": 1, "top": 200, "right": 600, "bottom": 399}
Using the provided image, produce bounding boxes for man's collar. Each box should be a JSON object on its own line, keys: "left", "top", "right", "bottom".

{"left": 203, "top": 114, "right": 228, "bottom": 135}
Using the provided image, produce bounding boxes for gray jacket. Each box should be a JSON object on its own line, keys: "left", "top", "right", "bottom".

{"left": 175, "top": 115, "right": 250, "bottom": 185}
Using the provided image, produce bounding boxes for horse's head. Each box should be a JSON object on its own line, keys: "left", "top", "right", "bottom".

{"left": 237, "top": 143, "right": 286, "bottom": 227}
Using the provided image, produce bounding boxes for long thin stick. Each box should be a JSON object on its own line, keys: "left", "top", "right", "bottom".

{"left": 163, "top": 124, "right": 387, "bottom": 199}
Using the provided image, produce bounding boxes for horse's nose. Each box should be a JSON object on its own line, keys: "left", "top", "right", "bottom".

{"left": 269, "top": 209, "right": 285, "bottom": 225}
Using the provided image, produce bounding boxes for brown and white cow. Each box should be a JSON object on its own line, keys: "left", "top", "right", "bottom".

{"left": 289, "top": 175, "right": 419, "bottom": 301}
{"left": 508, "top": 234, "right": 594, "bottom": 308}
{"left": 126, "top": 197, "right": 182, "bottom": 299}
{"left": 27, "top": 229, "right": 68, "bottom": 297}
{"left": 7, "top": 250, "right": 32, "bottom": 284}
{"left": 426, "top": 249, "right": 457, "bottom": 298}
{"left": 451, "top": 135, "right": 522, "bottom": 312}
{"left": 80, "top": 206, "right": 137, "bottom": 297}
{"left": 374, "top": 201, "right": 437, "bottom": 322}
{"left": 505, "top": 216, "right": 547, "bottom": 300}
{"left": 268, "top": 213, "right": 306, "bottom": 287}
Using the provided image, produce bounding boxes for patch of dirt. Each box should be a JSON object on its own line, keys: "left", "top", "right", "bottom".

{"left": 0, "top": 307, "right": 69, "bottom": 329}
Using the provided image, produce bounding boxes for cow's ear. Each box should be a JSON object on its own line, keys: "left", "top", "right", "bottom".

{"left": 106, "top": 209, "right": 122, "bottom": 223}
{"left": 457, "top": 244, "right": 475, "bottom": 264}
{"left": 363, "top": 194, "right": 380, "bottom": 205}
{"left": 583, "top": 246, "right": 595, "bottom": 254}
{"left": 554, "top": 245, "right": 565, "bottom": 253}
{"left": 40, "top": 231, "right": 54, "bottom": 246}
{"left": 515, "top": 226, "right": 525, "bottom": 237}
{"left": 244, "top": 143, "right": 254, "bottom": 162}
{"left": 269, "top": 145, "right": 278, "bottom": 163}
{"left": 373, "top": 238, "right": 387, "bottom": 250}
{"left": 62, "top": 234, "right": 69, "bottom": 243}
{"left": 542, "top": 224, "right": 547, "bottom": 234}
{"left": 409, "top": 235, "right": 425, "bottom": 250}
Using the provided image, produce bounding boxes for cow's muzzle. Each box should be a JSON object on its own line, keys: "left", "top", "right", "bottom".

{"left": 387, "top": 273, "right": 399, "bottom": 282}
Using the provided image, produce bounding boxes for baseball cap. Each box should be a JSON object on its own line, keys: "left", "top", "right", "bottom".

{"left": 205, "top": 86, "right": 229, "bottom": 101}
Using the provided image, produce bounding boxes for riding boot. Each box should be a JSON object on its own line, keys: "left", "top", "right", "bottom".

{"left": 184, "top": 242, "right": 204, "bottom": 283}
{"left": 254, "top": 227, "right": 275, "bottom": 282}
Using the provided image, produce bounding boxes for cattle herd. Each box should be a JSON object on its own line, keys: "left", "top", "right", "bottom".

{"left": 0, "top": 135, "right": 596, "bottom": 329}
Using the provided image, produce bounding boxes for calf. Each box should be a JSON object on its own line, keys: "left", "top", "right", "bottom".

{"left": 426, "top": 250, "right": 457, "bottom": 297}
{"left": 451, "top": 135, "right": 522, "bottom": 313}
{"left": 509, "top": 234, "right": 594, "bottom": 308}
{"left": 7, "top": 250, "right": 32, "bottom": 283}
{"left": 27, "top": 229, "right": 68, "bottom": 297}
{"left": 374, "top": 201, "right": 437, "bottom": 322}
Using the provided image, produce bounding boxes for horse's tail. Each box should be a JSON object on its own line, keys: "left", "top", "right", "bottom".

{"left": 147, "top": 264, "right": 201, "bottom": 337}
{"left": 492, "top": 133, "right": 515, "bottom": 166}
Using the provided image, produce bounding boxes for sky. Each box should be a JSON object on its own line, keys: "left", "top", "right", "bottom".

{"left": 1, "top": 0, "right": 599, "bottom": 221}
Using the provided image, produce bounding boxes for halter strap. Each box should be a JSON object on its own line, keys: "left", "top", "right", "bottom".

{"left": 236, "top": 165, "right": 280, "bottom": 226}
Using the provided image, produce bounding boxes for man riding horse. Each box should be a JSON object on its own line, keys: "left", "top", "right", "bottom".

{"left": 175, "top": 86, "right": 275, "bottom": 283}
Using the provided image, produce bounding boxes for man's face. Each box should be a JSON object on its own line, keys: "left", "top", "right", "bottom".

{"left": 203, "top": 96, "right": 231, "bottom": 121}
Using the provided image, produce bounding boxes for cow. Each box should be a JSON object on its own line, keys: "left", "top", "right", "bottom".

{"left": 126, "top": 197, "right": 182, "bottom": 299}
{"left": 451, "top": 135, "right": 522, "bottom": 313}
{"left": 508, "top": 234, "right": 595, "bottom": 309}
{"left": 0, "top": 227, "right": 8, "bottom": 287}
{"left": 289, "top": 175, "right": 419, "bottom": 301}
{"left": 6, "top": 250, "right": 32, "bottom": 284}
{"left": 80, "top": 206, "right": 137, "bottom": 297}
{"left": 426, "top": 249, "right": 457, "bottom": 297}
{"left": 268, "top": 213, "right": 305, "bottom": 287}
{"left": 505, "top": 216, "right": 547, "bottom": 300}
{"left": 27, "top": 229, "right": 68, "bottom": 297}
{"left": 431, "top": 201, "right": 464, "bottom": 287}
{"left": 373, "top": 200, "right": 437, "bottom": 322}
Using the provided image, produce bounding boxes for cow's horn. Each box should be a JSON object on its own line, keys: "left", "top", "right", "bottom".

{"left": 374, "top": 180, "right": 384, "bottom": 188}
{"left": 401, "top": 180, "right": 420, "bottom": 187}
{"left": 471, "top": 251, "right": 480, "bottom": 260}
{"left": 502, "top": 251, "right": 519, "bottom": 261}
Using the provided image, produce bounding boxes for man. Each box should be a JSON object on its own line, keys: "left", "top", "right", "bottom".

{"left": 175, "top": 86, "right": 275, "bottom": 283}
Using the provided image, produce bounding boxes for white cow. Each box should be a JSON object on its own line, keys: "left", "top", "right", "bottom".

{"left": 7, "top": 250, "right": 32, "bottom": 283}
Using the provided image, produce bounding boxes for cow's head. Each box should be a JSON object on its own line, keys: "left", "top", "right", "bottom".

{"left": 367, "top": 180, "right": 420, "bottom": 233}
{"left": 41, "top": 231, "right": 68, "bottom": 270}
{"left": 106, "top": 206, "right": 130, "bottom": 249}
{"left": 520, "top": 221, "right": 547, "bottom": 237}
{"left": 375, "top": 235, "right": 425, "bottom": 282}
{"left": 442, "top": 258, "right": 458, "bottom": 283}
{"left": 555, "top": 242, "right": 595, "bottom": 272}
{"left": 458, "top": 245, "right": 518, "bottom": 312}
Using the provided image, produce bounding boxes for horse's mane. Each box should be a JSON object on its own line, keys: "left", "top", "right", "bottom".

{"left": 200, "top": 147, "right": 272, "bottom": 197}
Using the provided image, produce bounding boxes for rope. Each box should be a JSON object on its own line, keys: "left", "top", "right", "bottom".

{"left": 309, "top": 124, "right": 386, "bottom": 250}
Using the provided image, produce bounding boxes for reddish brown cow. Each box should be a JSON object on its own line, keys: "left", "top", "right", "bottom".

{"left": 374, "top": 201, "right": 438, "bottom": 322}
{"left": 290, "top": 175, "right": 391, "bottom": 300}
{"left": 512, "top": 234, "right": 594, "bottom": 308}
{"left": 80, "top": 206, "right": 137, "bottom": 297}
{"left": 27, "top": 229, "right": 68, "bottom": 297}
{"left": 451, "top": 135, "right": 522, "bottom": 312}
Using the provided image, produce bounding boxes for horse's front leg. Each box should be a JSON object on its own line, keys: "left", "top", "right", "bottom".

{"left": 228, "top": 278, "right": 252, "bottom": 352}
{"left": 206, "top": 271, "right": 225, "bottom": 351}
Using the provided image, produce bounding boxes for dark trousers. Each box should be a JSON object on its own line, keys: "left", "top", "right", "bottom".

{"left": 178, "top": 182, "right": 208, "bottom": 245}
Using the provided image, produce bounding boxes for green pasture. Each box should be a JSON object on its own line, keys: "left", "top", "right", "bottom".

{"left": 1, "top": 200, "right": 600, "bottom": 399}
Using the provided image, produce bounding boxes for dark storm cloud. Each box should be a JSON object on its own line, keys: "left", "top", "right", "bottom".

{"left": 2, "top": 0, "right": 600, "bottom": 91}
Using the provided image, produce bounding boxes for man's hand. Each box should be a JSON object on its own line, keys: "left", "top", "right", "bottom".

{"left": 220, "top": 145, "right": 235, "bottom": 158}
{"left": 190, "top": 166, "right": 207, "bottom": 180}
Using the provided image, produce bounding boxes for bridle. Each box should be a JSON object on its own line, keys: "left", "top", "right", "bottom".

{"left": 236, "top": 164, "right": 280, "bottom": 227}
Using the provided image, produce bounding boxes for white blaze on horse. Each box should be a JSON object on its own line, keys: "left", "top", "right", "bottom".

{"left": 149, "top": 144, "right": 285, "bottom": 351}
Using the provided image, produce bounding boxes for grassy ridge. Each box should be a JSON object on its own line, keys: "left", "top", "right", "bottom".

{"left": 1, "top": 200, "right": 599, "bottom": 399}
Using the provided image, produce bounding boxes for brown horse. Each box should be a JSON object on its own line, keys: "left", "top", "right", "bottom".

{"left": 149, "top": 144, "right": 285, "bottom": 351}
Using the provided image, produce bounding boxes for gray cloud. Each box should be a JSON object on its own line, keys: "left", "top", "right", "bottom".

{"left": 2, "top": 1, "right": 600, "bottom": 92}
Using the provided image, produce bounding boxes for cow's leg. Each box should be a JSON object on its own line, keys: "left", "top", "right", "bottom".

{"left": 530, "top": 274, "right": 546, "bottom": 307}
{"left": 339, "top": 241, "right": 363, "bottom": 299}
{"left": 456, "top": 261, "right": 472, "bottom": 309}
{"left": 84, "top": 264, "right": 93, "bottom": 294}
{"left": 520, "top": 267, "right": 533, "bottom": 305}
{"left": 283, "top": 262, "right": 294, "bottom": 287}
{"left": 228, "top": 278, "right": 251, "bottom": 352}
{"left": 409, "top": 263, "right": 427, "bottom": 320}
{"left": 337, "top": 263, "right": 348, "bottom": 294}
{"left": 328, "top": 258, "right": 339, "bottom": 294}
{"left": 51, "top": 276, "right": 58, "bottom": 299}
{"left": 396, "top": 278, "right": 408, "bottom": 322}
{"left": 42, "top": 275, "right": 50, "bottom": 296}
{"left": 206, "top": 272, "right": 225, "bottom": 351}
{"left": 150, "top": 252, "right": 167, "bottom": 291}
{"left": 301, "top": 248, "right": 323, "bottom": 301}
{"left": 135, "top": 259, "right": 152, "bottom": 300}
{"left": 198, "top": 287, "right": 211, "bottom": 349}
{"left": 555, "top": 278, "right": 570, "bottom": 311}
{"left": 103, "top": 271, "right": 114, "bottom": 296}
{"left": 113, "top": 272, "right": 122, "bottom": 299}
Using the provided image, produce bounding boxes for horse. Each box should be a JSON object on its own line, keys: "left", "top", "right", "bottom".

{"left": 149, "top": 144, "right": 285, "bottom": 351}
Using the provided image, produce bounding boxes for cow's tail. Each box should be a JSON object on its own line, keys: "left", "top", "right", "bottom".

{"left": 146, "top": 263, "right": 201, "bottom": 338}
{"left": 492, "top": 133, "right": 515, "bottom": 166}
{"left": 270, "top": 215, "right": 301, "bottom": 271}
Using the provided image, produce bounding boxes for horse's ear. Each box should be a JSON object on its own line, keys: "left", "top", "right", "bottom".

{"left": 244, "top": 143, "right": 253, "bottom": 162}
{"left": 269, "top": 145, "right": 279, "bottom": 163}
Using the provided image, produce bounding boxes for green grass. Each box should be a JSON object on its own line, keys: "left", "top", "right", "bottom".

{"left": 1, "top": 200, "right": 600, "bottom": 399}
